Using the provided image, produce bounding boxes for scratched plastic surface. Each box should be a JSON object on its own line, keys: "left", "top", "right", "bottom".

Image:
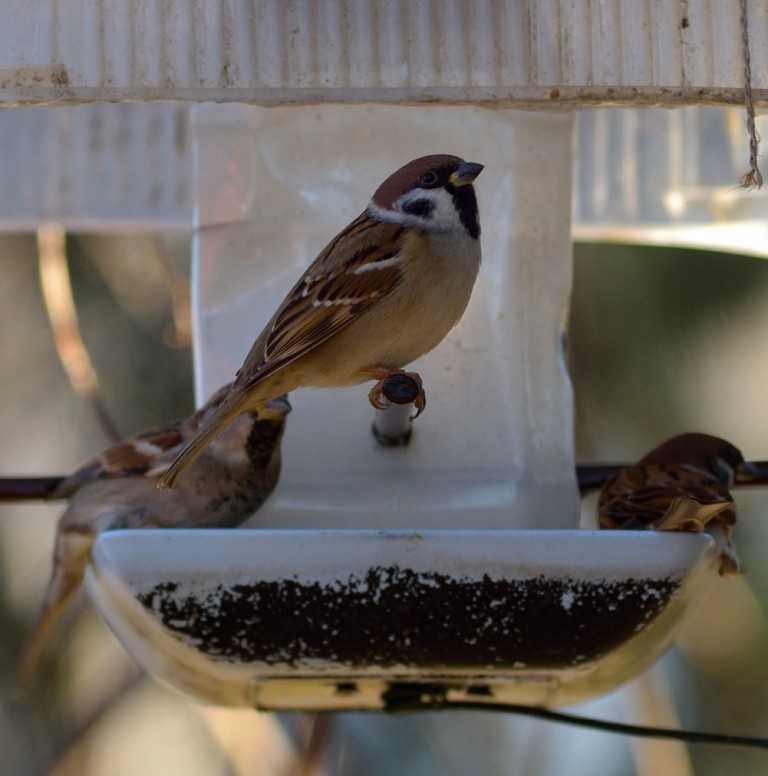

{"left": 191, "top": 104, "right": 578, "bottom": 529}
{"left": 86, "top": 529, "right": 720, "bottom": 708}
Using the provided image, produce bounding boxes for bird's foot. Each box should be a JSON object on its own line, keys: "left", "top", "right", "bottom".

{"left": 368, "top": 370, "right": 426, "bottom": 419}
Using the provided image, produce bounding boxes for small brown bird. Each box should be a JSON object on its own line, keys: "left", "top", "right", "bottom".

{"left": 598, "top": 432, "right": 747, "bottom": 576}
{"left": 159, "top": 154, "right": 483, "bottom": 489}
{"left": 16, "top": 385, "right": 290, "bottom": 690}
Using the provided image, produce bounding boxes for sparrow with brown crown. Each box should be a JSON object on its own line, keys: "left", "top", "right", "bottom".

{"left": 16, "top": 385, "right": 291, "bottom": 691}
{"left": 598, "top": 432, "right": 748, "bottom": 575}
{"left": 159, "top": 154, "right": 483, "bottom": 489}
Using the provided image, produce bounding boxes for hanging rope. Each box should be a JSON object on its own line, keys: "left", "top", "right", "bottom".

{"left": 739, "top": 0, "right": 763, "bottom": 189}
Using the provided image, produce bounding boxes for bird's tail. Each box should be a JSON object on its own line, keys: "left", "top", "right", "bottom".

{"left": 658, "top": 497, "right": 742, "bottom": 576}
{"left": 157, "top": 400, "right": 242, "bottom": 490}
{"left": 656, "top": 497, "right": 733, "bottom": 531}
{"left": 14, "top": 530, "right": 94, "bottom": 696}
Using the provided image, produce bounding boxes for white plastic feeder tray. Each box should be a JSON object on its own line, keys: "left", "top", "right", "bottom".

{"left": 84, "top": 102, "right": 728, "bottom": 711}
{"left": 86, "top": 529, "right": 719, "bottom": 709}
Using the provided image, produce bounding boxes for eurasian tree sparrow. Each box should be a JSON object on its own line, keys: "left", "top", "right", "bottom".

{"left": 159, "top": 154, "right": 483, "bottom": 489}
{"left": 16, "top": 385, "right": 290, "bottom": 689}
{"left": 598, "top": 432, "right": 746, "bottom": 575}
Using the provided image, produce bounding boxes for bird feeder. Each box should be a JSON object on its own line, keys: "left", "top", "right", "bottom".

{"left": 1, "top": 1, "right": 765, "bottom": 714}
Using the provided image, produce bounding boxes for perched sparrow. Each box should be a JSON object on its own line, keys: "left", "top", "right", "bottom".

{"left": 598, "top": 432, "right": 747, "bottom": 576}
{"left": 16, "top": 385, "right": 291, "bottom": 690}
{"left": 159, "top": 154, "right": 483, "bottom": 489}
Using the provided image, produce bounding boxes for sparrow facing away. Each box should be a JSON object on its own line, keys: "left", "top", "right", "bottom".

{"left": 598, "top": 432, "right": 746, "bottom": 576}
{"left": 16, "top": 385, "right": 291, "bottom": 691}
{"left": 158, "top": 154, "right": 483, "bottom": 489}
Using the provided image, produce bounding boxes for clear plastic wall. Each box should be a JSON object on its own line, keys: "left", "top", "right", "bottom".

{"left": 192, "top": 104, "right": 579, "bottom": 529}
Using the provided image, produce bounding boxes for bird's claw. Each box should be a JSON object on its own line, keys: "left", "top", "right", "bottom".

{"left": 411, "top": 389, "right": 426, "bottom": 420}
{"left": 368, "top": 387, "right": 389, "bottom": 411}
{"left": 368, "top": 370, "right": 426, "bottom": 419}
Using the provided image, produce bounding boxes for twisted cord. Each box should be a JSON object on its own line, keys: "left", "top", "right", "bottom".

{"left": 739, "top": 0, "right": 763, "bottom": 189}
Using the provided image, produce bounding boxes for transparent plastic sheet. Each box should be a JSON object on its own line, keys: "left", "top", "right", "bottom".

{"left": 191, "top": 104, "right": 578, "bottom": 529}
{"left": 574, "top": 107, "right": 768, "bottom": 254}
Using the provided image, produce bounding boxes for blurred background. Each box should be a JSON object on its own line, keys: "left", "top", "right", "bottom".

{"left": 2, "top": 234, "right": 768, "bottom": 776}
{"left": 2, "top": 105, "right": 768, "bottom": 774}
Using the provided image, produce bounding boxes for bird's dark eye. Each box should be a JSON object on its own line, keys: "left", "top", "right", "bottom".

{"left": 420, "top": 171, "right": 438, "bottom": 186}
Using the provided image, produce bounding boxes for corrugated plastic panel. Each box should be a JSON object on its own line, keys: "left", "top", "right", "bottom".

{"left": 0, "top": 103, "right": 192, "bottom": 230}
{"left": 0, "top": 0, "right": 764, "bottom": 107}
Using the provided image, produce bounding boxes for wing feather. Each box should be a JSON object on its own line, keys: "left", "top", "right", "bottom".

{"left": 52, "top": 424, "right": 185, "bottom": 497}
{"left": 239, "top": 214, "right": 406, "bottom": 388}
{"left": 598, "top": 462, "right": 735, "bottom": 529}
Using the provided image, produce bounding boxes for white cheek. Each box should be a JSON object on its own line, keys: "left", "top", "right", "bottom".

{"left": 425, "top": 188, "right": 464, "bottom": 231}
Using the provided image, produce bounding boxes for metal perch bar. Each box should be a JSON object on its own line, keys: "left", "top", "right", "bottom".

{"left": 371, "top": 373, "right": 422, "bottom": 448}
{"left": 0, "top": 477, "right": 65, "bottom": 501}
{"left": 577, "top": 461, "right": 768, "bottom": 493}
{"left": 4, "top": 463, "right": 768, "bottom": 503}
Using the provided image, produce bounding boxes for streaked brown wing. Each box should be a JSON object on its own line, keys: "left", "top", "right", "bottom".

{"left": 53, "top": 423, "right": 185, "bottom": 497}
{"left": 241, "top": 214, "right": 405, "bottom": 387}
{"left": 599, "top": 483, "right": 690, "bottom": 528}
{"left": 598, "top": 462, "right": 734, "bottom": 530}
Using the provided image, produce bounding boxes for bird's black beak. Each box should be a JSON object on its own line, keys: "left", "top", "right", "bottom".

{"left": 449, "top": 161, "right": 484, "bottom": 187}
{"left": 735, "top": 459, "right": 765, "bottom": 485}
{"left": 260, "top": 395, "right": 292, "bottom": 419}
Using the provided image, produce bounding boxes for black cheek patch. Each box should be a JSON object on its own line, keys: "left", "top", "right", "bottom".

{"left": 449, "top": 185, "right": 480, "bottom": 239}
{"left": 401, "top": 198, "right": 435, "bottom": 218}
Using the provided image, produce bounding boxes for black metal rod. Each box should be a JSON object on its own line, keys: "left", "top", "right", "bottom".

{"left": 3, "top": 462, "right": 768, "bottom": 503}
{"left": 0, "top": 477, "right": 65, "bottom": 502}
{"left": 577, "top": 461, "right": 768, "bottom": 492}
